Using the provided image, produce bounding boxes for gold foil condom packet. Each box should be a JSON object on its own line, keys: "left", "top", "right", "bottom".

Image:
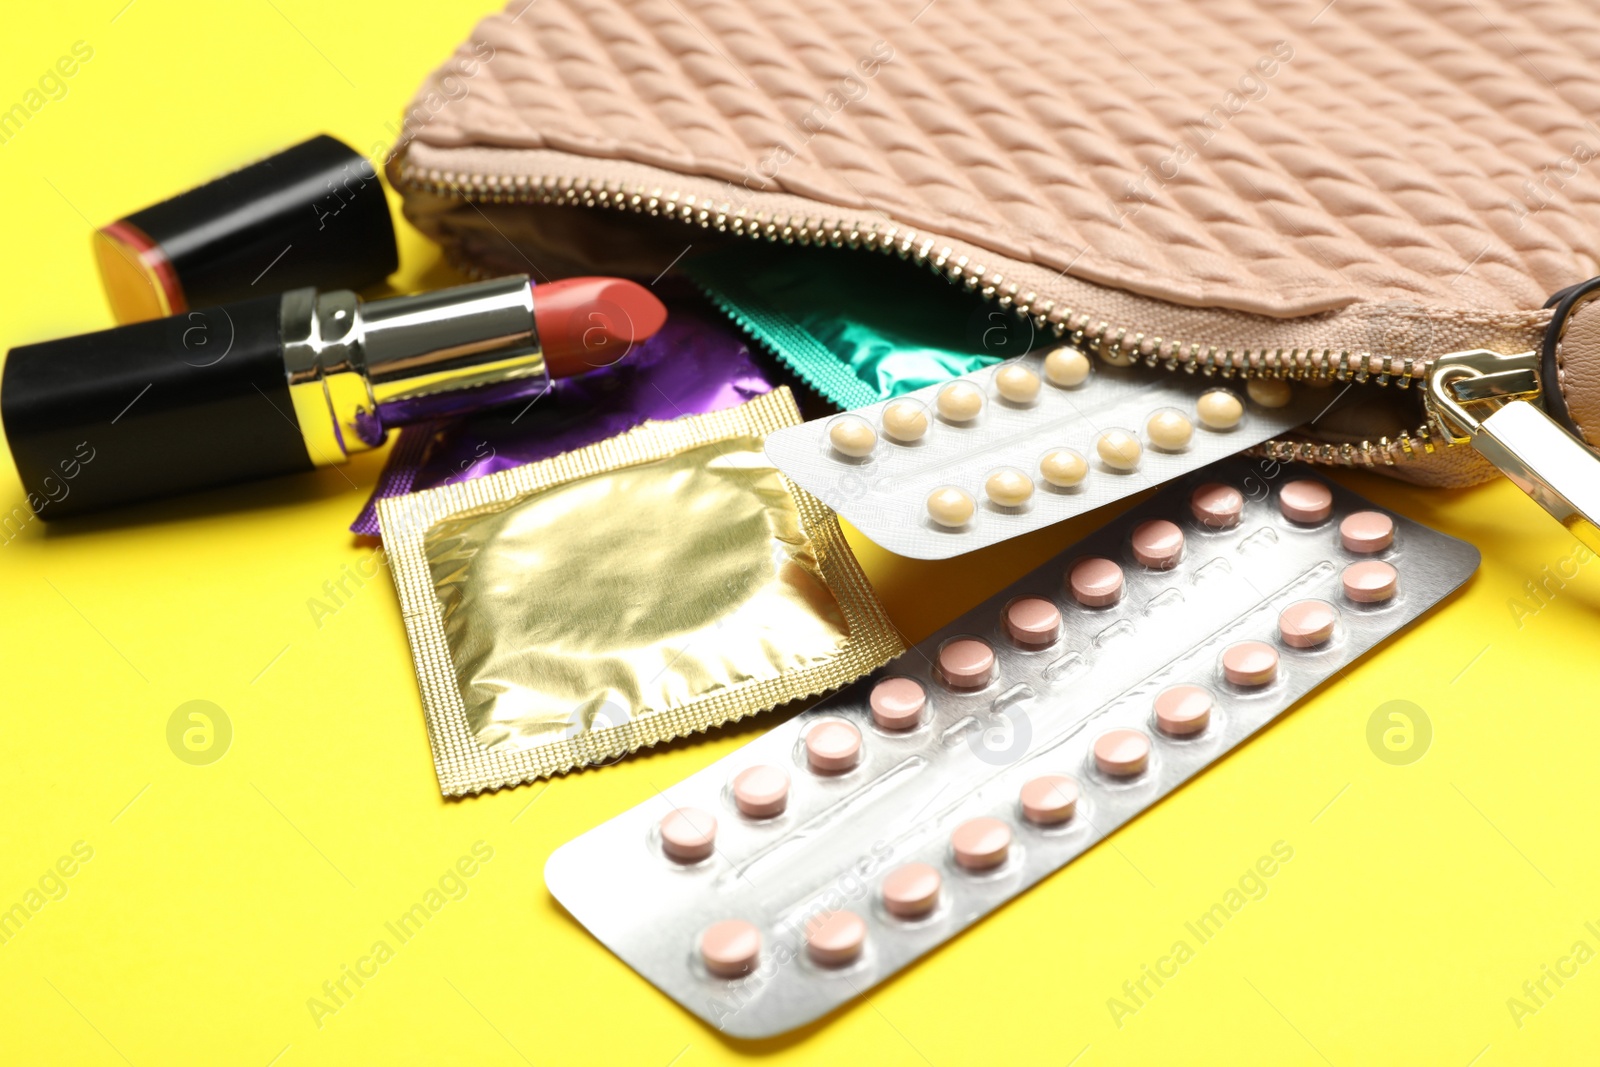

{"left": 379, "top": 388, "right": 904, "bottom": 795}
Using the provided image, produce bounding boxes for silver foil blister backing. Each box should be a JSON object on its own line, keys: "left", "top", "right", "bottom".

{"left": 764, "top": 354, "right": 1325, "bottom": 560}
{"left": 546, "top": 459, "right": 1479, "bottom": 1037}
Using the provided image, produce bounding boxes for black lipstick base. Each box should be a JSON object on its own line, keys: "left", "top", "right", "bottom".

{"left": 1, "top": 294, "right": 312, "bottom": 519}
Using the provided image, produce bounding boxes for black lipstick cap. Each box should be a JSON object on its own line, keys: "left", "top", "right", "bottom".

{"left": 94, "top": 135, "right": 398, "bottom": 323}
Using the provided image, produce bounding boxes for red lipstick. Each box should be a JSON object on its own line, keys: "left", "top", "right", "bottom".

{"left": 1, "top": 274, "right": 667, "bottom": 519}
{"left": 532, "top": 276, "right": 670, "bottom": 379}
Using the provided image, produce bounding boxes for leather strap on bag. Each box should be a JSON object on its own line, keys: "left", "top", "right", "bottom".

{"left": 1543, "top": 277, "right": 1600, "bottom": 447}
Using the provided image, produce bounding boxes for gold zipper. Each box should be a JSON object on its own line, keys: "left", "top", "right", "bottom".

{"left": 396, "top": 163, "right": 1455, "bottom": 468}
{"left": 1424, "top": 348, "right": 1600, "bottom": 551}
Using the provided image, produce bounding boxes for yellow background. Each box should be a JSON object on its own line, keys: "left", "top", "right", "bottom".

{"left": 2, "top": 3, "right": 1598, "bottom": 1063}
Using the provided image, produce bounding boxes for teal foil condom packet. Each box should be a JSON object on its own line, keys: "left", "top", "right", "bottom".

{"left": 685, "top": 243, "right": 1019, "bottom": 409}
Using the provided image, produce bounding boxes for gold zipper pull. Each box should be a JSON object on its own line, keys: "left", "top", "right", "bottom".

{"left": 1425, "top": 348, "right": 1600, "bottom": 551}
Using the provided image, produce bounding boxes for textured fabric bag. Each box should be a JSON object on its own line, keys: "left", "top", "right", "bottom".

{"left": 387, "top": 0, "right": 1600, "bottom": 508}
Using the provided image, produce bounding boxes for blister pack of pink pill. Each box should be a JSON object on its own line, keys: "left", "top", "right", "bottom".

{"left": 762, "top": 346, "right": 1326, "bottom": 559}
{"left": 545, "top": 458, "right": 1478, "bottom": 1037}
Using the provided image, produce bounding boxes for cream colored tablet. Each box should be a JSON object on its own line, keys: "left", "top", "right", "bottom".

{"left": 827, "top": 415, "right": 876, "bottom": 458}
{"left": 927, "top": 486, "right": 975, "bottom": 527}
{"left": 936, "top": 381, "right": 984, "bottom": 422}
{"left": 1096, "top": 429, "right": 1142, "bottom": 471}
{"left": 1197, "top": 389, "right": 1244, "bottom": 430}
{"left": 1044, "top": 346, "right": 1091, "bottom": 387}
{"left": 1040, "top": 448, "right": 1088, "bottom": 487}
{"left": 994, "top": 363, "right": 1042, "bottom": 403}
{"left": 1247, "top": 378, "right": 1292, "bottom": 408}
{"left": 881, "top": 399, "right": 929, "bottom": 443}
{"left": 985, "top": 467, "right": 1034, "bottom": 507}
{"left": 1146, "top": 408, "right": 1194, "bottom": 451}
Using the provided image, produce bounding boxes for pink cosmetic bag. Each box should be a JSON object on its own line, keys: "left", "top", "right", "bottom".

{"left": 387, "top": 0, "right": 1600, "bottom": 511}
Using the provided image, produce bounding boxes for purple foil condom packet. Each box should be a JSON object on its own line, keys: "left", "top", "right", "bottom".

{"left": 351, "top": 297, "right": 773, "bottom": 535}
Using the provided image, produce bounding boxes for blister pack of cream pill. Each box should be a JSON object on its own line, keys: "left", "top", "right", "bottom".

{"left": 545, "top": 458, "right": 1478, "bottom": 1038}
{"left": 763, "top": 345, "right": 1327, "bottom": 559}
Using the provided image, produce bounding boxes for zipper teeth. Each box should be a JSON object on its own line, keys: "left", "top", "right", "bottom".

{"left": 397, "top": 163, "right": 1445, "bottom": 466}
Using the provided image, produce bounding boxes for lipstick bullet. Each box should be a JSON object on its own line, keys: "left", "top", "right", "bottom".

{"left": 0, "top": 275, "right": 667, "bottom": 519}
